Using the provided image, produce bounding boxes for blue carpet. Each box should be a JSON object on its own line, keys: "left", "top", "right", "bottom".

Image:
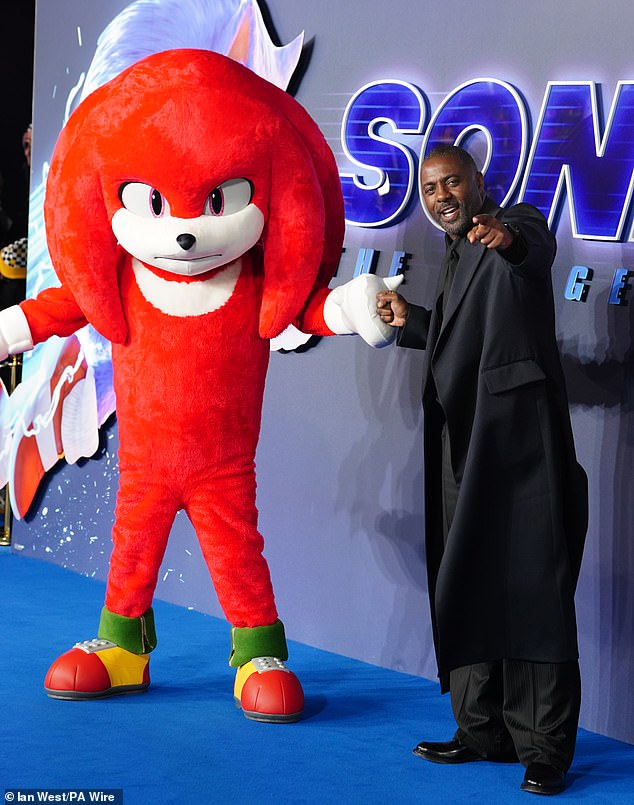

{"left": 1, "top": 550, "right": 632, "bottom": 804}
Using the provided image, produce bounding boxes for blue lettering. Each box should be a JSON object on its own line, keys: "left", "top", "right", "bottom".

{"left": 351, "top": 248, "right": 411, "bottom": 278}
{"left": 520, "top": 82, "right": 634, "bottom": 240}
{"left": 353, "top": 247, "right": 378, "bottom": 277}
{"left": 339, "top": 77, "right": 634, "bottom": 244}
{"left": 340, "top": 81, "right": 426, "bottom": 227}
{"left": 564, "top": 265, "right": 593, "bottom": 301}
{"left": 388, "top": 250, "right": 409, "bottom": 276}
{"left": 608, "top": 268, "right": 633, "bottom": 305}
{"left": 422, "top": 79, "right": 528, "bottom": 209}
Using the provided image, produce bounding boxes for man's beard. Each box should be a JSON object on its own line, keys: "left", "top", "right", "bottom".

{"left": 435, "top": 198, "right": 481, "bottom": 237}
{"left": 434, "top": 195, "right": 482, "bottom": 238}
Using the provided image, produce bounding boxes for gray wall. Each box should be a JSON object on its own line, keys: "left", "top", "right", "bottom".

{"left": 14, "top": 0, "right": 634, "bottom": 743}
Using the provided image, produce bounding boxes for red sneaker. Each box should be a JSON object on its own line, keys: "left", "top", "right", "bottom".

{"left": 234, "top": 657, "right": 304, "bottom": 722}
{"left": 44, "top": 639, "right": 150, "bottom": 699}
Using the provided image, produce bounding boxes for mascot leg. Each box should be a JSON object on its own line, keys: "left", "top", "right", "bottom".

{"left": 44, "top": 468, "right": 176, "bottom": 699}
{"left": 187, "top": 471, "right": 304, "bottom": 722}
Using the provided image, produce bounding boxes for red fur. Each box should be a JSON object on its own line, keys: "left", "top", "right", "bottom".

{"left": 44, "top": 49, "right": 344, "bottom": 342}
{"left": 26, "top": 49, "right": 344, "bottom": 630}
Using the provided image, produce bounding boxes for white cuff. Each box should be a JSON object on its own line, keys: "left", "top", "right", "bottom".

{"left": 0, "top": 305, "right": 34, "bottom": 355}
{"left": 323, "top": 287, "right": 354, "bottom": 335}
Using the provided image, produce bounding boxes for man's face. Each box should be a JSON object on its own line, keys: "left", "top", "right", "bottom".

{"left": 420, "top": 155, "right": 484, "bottom": 239}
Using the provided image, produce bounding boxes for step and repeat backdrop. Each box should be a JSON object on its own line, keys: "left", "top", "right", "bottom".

{"left": 11, "top": 0, "right": 633, "bottom": 742}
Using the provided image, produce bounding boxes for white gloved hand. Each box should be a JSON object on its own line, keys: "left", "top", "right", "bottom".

{"left": 0, "top": 329, "right": 8, "bottom": 362}
{"left": 0, "top": 305, "right": 33, "bottom": 359}
{"left": 323, "top": 273, "right": 404, "bottom": 348}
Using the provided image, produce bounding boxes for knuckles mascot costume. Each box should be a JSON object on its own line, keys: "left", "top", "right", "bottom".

{"left": 0, "top": 49, "right": 399, "bottom": 721}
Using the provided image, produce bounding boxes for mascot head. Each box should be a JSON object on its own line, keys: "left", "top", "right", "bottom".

{"left": 44, "top": 48, "right": 344, "bottom": 342}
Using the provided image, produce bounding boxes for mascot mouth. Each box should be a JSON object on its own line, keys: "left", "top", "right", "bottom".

{"left": 154, "top": 252, "right": 224, "bottom": 267}
{"left": 150, "top": 252, "right": 224, "bottom": 278}
{"left": 132, "top": 256, "right": 241, "bottom": 317}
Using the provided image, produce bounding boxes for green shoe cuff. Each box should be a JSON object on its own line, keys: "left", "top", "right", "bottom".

{"left": 229, "top": 620, "right": 288, "bottom": 667}
{"left": 98, "top": 606, "right": 157, "bottom": 654}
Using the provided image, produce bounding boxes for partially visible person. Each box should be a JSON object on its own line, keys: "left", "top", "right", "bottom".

{"left": 21, "top": 124, "right": 31, "bottom": 168}
{"left": 0, "top": 171, "right": 13, "bottom": 245}
{"left": 376, "top": 145, "right": 587, "bottom": 796}
{"left": 0, "top": 124, "right": 31, "bottom": 248}
{"left": 0, "top": 125, "right": 30, "bottom": 390}
{"left": 0, "top": 236, "right": 27, "bottom": 308}
{"left": 0, "top": 124, "right": 29, "bottom": 306}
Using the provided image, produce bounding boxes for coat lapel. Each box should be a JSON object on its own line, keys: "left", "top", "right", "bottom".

{"left": 432, "top": 197, "right": 501, "bottom": 360}
{"left": 436, "top": 242, "right": 484, "bottom": 340}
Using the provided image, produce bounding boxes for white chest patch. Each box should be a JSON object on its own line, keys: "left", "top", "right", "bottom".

{"left": 131, "top": 257, "right": 241, "bottom": 317}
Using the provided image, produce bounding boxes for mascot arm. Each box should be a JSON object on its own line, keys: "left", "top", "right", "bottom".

{"left": 318, "top": 273, "right": 404, "bottom": 348}
{"left": 0, "top": 284, "right": 88, "bottom": 360}
{"left": 292, "top": 286, "right": 332, "bottom": 337}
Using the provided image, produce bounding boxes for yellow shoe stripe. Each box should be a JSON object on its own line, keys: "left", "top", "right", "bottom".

{"left": 97, "top": 647, "right": 149, "bottom": 688}
{"left": 234, "top": 661, "right": 257, "bottom": 700}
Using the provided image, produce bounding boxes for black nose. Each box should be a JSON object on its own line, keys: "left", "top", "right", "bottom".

{"left": 176, "top": 233, "right": 196, "bottom": 251}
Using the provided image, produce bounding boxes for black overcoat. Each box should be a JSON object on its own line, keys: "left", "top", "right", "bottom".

{"left": 398, "top": 197, "right": 588, "bottom": 690}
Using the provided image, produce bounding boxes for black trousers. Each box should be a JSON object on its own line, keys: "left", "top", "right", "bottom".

{"left": 450, "top": 659, "right": 581, "bottom": 771}
{"left": 440, "top": 424, "right": 581, "bottom": 772}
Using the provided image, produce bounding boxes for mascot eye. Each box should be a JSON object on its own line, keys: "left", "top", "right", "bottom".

{"left": 204, "top": 178, "right": 252, "bottom": 216}
{"left": 119, "top": 182, "right": 171, "bottom": 218}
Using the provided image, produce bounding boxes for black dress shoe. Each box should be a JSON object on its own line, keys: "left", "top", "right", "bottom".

{"left": 520, "top": 763, "right": 566, "bottom": 795}
{"left": 412, "top": 738, "right": 482, "bottom": 764}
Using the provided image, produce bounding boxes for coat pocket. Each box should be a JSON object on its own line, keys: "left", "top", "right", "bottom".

{"left": 482, "top": 359, "right": 546, "bottom": 394}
